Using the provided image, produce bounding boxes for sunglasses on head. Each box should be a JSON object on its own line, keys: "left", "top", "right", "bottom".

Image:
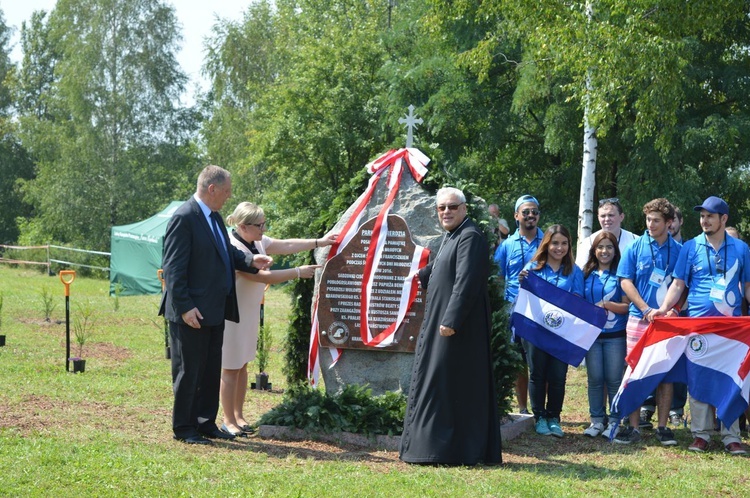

{"left": 599, "top": 197, "right": 620, "bottom": 206}
{"left": 521, "top": 209, "right": 540, "bottom": 216}
{"left": 715, "top": 253, "right": 725, "bottom": 272}
{"left": 437, "top": 203, "right": 464, "bottom": 212}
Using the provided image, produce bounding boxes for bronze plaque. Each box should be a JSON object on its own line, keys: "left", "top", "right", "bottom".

{"left": 318, "top": 215, "right": 426, "bottom": 352}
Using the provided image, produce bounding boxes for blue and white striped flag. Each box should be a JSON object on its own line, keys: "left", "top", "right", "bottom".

{"left": 511, "top": 272, "right": 607, "bottom": 367}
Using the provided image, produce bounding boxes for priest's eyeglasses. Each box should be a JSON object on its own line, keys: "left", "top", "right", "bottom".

{"left": 437, "top": 203, "right": 464, "bottom": 212}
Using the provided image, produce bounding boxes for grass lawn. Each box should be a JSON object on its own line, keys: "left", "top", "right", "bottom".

{"left": 0, "top": 265, "right": 748, "bottom": 497}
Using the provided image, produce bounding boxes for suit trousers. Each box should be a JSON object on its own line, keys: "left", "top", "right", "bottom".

{"left": 169, "top": 321, "right": 225, "bottom": 438}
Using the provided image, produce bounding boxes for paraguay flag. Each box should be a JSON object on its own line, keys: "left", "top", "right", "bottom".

{"left": 511, "top": 272, "right": 607, "bottom": 367}
{"left": 611, "top": 317, "right": 750, "bottom": 428}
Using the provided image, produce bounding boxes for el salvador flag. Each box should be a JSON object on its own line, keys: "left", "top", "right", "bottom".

{"left": 511, "top": 272, "right": 607, "bottom": 367}
{"left": 611, "top": 317, "right": 750, "bottom": 429}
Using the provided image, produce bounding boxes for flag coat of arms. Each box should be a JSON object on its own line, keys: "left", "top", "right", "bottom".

{"left": 611, "top": 317, "right": 750, "bottom": 428}
{"left": 511, "top": 272, "right": 607, "bottom": 367}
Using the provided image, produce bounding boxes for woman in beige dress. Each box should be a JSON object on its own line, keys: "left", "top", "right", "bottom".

{"left": 220, "top": 202, "right": 336, "bottom": 435}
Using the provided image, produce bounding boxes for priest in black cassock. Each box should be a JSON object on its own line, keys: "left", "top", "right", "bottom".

{"left": 399, "top": 187, "right": 502, "bottom": 465}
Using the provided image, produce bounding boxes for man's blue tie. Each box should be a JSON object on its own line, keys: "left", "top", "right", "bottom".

{"left": 211, "top": 212, "right": 233, "bottom": 291}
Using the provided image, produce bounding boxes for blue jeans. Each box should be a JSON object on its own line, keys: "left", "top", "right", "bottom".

{"left": 585, "top": 335, "right": 626, "bottom": 424}
{"left": 670, "top": 382, "right": 687, "bottom": 415}
{"left": 523, "top": 338, "right": 568, "bottom": 420}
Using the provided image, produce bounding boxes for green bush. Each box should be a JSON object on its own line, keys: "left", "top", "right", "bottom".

{"left": 490, "top": 309, "right": 523, "bottom": 417}
{"left": 257, "top": 383, "right": 406, "bottom": 437}
{"left": 72, "top": 300, "right": 95, "bottom": 358}
{"left": 39, "top": 285, "right": 57, "bottom": 322}
{"left": 256, "top": 323, "right": 273, "bottom": 374}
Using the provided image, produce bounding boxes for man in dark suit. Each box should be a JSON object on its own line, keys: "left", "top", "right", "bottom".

{"left": 159, "top": 165, "right": 272, "bottom": 445}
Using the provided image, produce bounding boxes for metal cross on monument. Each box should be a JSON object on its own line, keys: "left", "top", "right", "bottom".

{"left": 398, "top": 104, "right": 423, "bottom": 148}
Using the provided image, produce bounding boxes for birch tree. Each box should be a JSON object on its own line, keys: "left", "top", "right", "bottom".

{"left": 428, "top": 0, "right": 749, "bottom": 237}
{"left": 15, "top": 0, "right": 197, "bottom": 249}
{"left": 578, "top": 0, "right": 597, "bottom": 246}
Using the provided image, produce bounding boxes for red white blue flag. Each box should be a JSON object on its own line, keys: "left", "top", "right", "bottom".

{"left": 511, "top": 272, "right": 607, "bottom": 367}
{"left": 611, "top": 317, "right": 750, "bottom": 428}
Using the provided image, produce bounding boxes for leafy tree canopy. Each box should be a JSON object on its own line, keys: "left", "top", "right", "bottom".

{"left": 13, "top": 0, "right": 201, "bottom": 250}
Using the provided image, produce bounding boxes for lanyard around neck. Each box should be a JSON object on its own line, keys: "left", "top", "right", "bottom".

{"left": 704, "top": 235, "right": 728, "bottom": 279}
{"left": 517, "top": 232, "right": 538, "bottom": 266}
{"left": 647, "top": 234, "right": 670, "bottom": 270}
{"left": 586, "top": 269, "right": 610, "bottom": 302}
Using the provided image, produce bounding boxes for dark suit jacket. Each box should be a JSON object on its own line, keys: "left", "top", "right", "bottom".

{"left": 159, "top": 196, "right": 256, "bottom": 326}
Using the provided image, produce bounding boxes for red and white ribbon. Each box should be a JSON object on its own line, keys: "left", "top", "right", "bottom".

{"left": 308, "top": 148, "right": 430, "bottom": 386}
{"left": 362, "top": 246, "right": 430, "bottom": 347}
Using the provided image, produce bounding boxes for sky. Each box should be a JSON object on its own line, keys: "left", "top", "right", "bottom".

{"left": 1, "top": 0, "right": 251, "bottom": 104}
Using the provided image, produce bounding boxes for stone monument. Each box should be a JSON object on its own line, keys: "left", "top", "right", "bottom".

{"left": 318, "top": 214, "right": 426, "bottom": 353}
{"left": 309, "top": 107, "right": 444, "bottom": 395}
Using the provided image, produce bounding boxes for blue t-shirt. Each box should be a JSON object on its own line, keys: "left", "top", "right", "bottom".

{"left": 617, "top": 231, "right": 682, "bottom": 318}
{"left": 672, "top": 233, "right": 750, "bottom": 317}
{"left": 495, "top": 228, "right": 544, "bottom": 302}
{"left": 524, "top": 261, "right": 584, "bottom": 296}
{"left": 584, "top": 269, "right": 628, "bottom": 333}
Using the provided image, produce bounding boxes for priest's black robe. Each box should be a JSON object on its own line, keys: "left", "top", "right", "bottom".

{"left": 399, "top": 217, "right": 502, "bottom": 465}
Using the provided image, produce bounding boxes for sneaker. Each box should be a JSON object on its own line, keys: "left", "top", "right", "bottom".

{"left": 547, "top": 418, "right": 564, "bottom": 438}
{"left": 583, "top": 422, "right": 604, "bottom": 437}
{"left": 669, "top": 413, "right": 684, "bottom": 427}
{"left": 655, "top": 426, "right": 677, "bottom": 446}
{"left": 602, "top": 422, "right": 618, "bottom": 440}
{"left": 688, "top": 437, "right": 709, "bottom": 453}
{"left": 535, "top": 417, "right": 551, "bottom": 436}
{"left": 725, "top": 442, "right": 747, "bottom": 455}
{"left": 614, "top": 426, "right": 641, "bottom": 444}
{"left": 639, "top": 408, "right": 654, "bottom": 430}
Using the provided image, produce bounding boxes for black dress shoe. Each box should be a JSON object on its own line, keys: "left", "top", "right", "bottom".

{"left": 174, "top": 434, "right": 212, "bottom": 445}
{"left": 220, "top": 424, "right": 248, "bottom": 438}
{"left": 199, "top": 427, "right": 236, "bottom": 440}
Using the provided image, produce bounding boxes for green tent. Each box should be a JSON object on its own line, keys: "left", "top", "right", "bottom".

{"left": 109, "top": 201, "right": 184, "bottom": 296}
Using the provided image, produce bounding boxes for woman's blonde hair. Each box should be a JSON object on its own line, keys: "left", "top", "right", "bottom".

{"left": 226, "top": 202, "right": 264, "bottom": 227}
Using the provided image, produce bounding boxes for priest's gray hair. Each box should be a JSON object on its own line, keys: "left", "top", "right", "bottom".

{"left": 436, "top": 187, "right": 466, "bottom": 204}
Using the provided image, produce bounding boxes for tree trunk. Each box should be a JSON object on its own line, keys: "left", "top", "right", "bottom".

{"left": 577, "top": 118, "right": 597, "bottom": 248}
{"left": 577, "top": 1, "right": 597, "bottom": 254}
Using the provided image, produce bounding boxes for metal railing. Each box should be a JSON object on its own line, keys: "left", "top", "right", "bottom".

{"left": 0, "top": 244, "right": 110, "bottom": 273}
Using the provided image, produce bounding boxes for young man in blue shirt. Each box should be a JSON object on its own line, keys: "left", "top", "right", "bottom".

{"left": 494, "top": 195, "right": 544, "bottom": 414}
{"left": 655, "top": 196, "right": 750, "bottom": 455}
{"left": 615, "top": 198, "right": 682, "bottom": 445}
